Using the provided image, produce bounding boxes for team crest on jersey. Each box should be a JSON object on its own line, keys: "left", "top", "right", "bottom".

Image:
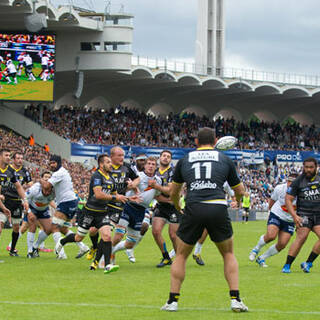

{"left": 93, "top": 178, "right": 101, "bottom": 186}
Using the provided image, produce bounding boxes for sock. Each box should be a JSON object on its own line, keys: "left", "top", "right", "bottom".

{"left": 65, "top": 230, "right": 85, "bottom": 248}
{"left": 90, "top": 233, "right": 99, "bottom": 249}
{"left": 260, "top": 244, "right": 279, "bottom": 260}
{"left": 133, "top": 236, "right": 142, "bottom": 248}
{"left": 11, "top": 231, "right": 19, "bottom": 252}
{"left": 112, "top": 240, "right": 126, "bottom": 254}
{"left": 53, "top": 232, "right": 66, "bottom": 256}
{"left": 253, "top": 235, "right": 266, "bottom": 252}
{"left": 246, "top": 216, "right": 249, "bottom": 222}
{"left": 306, "top": 251, "right": 319, "bottom": 263}
{"left": 78, "top": 241, "right": 87, "bottom": 249}
{"left": 27, "top": 232, "right": 35, "bottom": 253}
{"left": 39, "top": 241, "right": 45, "bottom": 249}
{"left": 34, "top": 230, "right": 48, "bottom": 249}
{"left": 230, "top": 290, "right": 241, "bottom": 302}
{"left": 169, "top": 249, "right": 176, "bottom": 259}
{"left": 94, "top": 239, "right": 104, "bottom": 263}
{"left": 162, "top": 251, "right": 170, "bottom": 260}
{"left": 162, "top": 242, "right": 170, "bottom": 259}
{"left": 53, "top": 231, "right": 62, "bottom": 244}
{"left": 285, "top": 255, "right": 296, "bottom": 266}
{"left": 168, "top": 292, "right": 180, "bottom": 304}
{"left": 126, "top": 248, "right": 134, "bottom": 255}
{"left": 61, "top": 233, "right": 76, "bottom": 245}
{"left": 194, "top": 242, "right": 203, "bottom": 255}
{"left": 102, "top": 241, "right": 112, "bottom": 266}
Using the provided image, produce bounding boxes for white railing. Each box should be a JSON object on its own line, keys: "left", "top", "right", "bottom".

{"left": 132, "top": 56, "right": 320, "bottom": 87}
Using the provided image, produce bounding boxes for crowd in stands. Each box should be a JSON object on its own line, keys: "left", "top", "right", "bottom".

{"left": 24, "top": 104, "right": 320, "bottom": 151}
{"left": 0, "top": 127, "right": 91, "bottom": 195}
{"left": 4, "top": 104, "right": 307, "bottom": 210}
{"left": 238, "top": 162, "right": 302, "bottom": 211}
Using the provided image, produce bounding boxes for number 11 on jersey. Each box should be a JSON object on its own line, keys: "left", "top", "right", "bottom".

{"left": 191, "top": 162, "right": 212, "bottom": 179}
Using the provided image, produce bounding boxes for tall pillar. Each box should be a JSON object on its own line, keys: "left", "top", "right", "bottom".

{"left": 195, "top": 0, "right": 225, "bottom": 76}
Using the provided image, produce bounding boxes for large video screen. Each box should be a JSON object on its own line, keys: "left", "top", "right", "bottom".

{"left": 0, "top": 32, "right": 55, "bottom": 102}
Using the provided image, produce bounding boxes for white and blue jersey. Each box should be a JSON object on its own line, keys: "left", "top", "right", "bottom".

{"left": 120, "top": 172, "right": 161, "bottom": 231}
{"left": 26, "top": 182, "right": 55, "bottom": 219}
{"left": 267, "top": 183, "right": 296, "bottom": 235}
{"left": 126, "top": 171, "right": 162, "bottom": 209}
{"left": 48, "top": 167, "right": 78, "bottom": 219}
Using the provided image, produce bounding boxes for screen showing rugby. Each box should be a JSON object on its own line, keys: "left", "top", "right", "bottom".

{"left": 0, "top": 32, "right": 55, "bottom": 102}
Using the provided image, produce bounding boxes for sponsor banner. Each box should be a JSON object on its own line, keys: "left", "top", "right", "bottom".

{"left": 242, "top": 150, "right": 264, "bottom": 164}
{"left": 264, "top": 150, "right": 320, "bottom": 162}
{"left": 71, "top": 144, "right": 193, "bottom": 160}
{"left": 0, "top": 41, "right": 54, "bottom": 51}
{"left": 71, "top": 143, "right": 320, "bottom": 163}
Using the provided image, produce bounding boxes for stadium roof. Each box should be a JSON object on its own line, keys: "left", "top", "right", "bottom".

{"left": 54, "top": 67, "right": 320, "bottom": 125}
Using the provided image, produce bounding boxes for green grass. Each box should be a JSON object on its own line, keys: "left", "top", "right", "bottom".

{"left": 1, "top": 221, "right": 320, "bottom": 320}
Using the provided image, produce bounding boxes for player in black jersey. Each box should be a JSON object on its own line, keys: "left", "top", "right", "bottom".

{"left": 86, "top": 146, "right": 139, "bottom": 262}
{"left": 0, "top": 149, "right": 29, "bottom": 256}
{"left": 161, "top": 128, "right": 248, "bottom": 313}
{"left": 56, "top": 154, "right": 139, "bottom": 273}
{"left": 6, "top": 151, "right": 33, "bottom": 253}
{"left": 282, "top": 157, "right": 320, "bottom": 273}
{"left": 151, "top": 150, "right": 182, "bottom": 267}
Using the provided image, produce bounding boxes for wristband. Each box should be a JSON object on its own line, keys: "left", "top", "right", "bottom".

{"left": 112, "top": 195, "right": 117, "bottom": 201}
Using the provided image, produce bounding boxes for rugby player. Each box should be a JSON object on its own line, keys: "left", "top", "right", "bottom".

{"left": 5, "top": 59, "right": 18, "bottom": 84}
{"left": 126, "top": 153, "right": 147, "bottom": 262}
{"left": 249, "top": 173, "right": 298, "bottom": 267}
{"left": 112, "top": 157, "right": 161, "bottom": 263}
{"left": 41, "top": 155, "right": 89, "bottom": 259}
{"left": 25, "top": 171, "right": 55, "bottom": 258}
{"left": 161, "top": 127, "right": 248, "bottom": 312}
{"left": 282, "top": 157, "right": 320, "bottom": 273}
{"left": 86, "top": 147, "right": 139, "bottom": 260}
{"left": 5, "top": 151, "right": 32, "bottom": 254}
{"left": 0, "top": 149, "right": 29, "bottom": 256}
{"left": 151, "top": 150, "right": 182, "bottom": 268}
{"left": 55, "top": 154, "right": 138, "bottom": 273}
{"left": 23, "top": 54, "right": 36, "bottom": 81}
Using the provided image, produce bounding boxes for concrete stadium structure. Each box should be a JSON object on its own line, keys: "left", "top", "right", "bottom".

{"left": 0, "top": 0, "right": 320, "bottom": 126}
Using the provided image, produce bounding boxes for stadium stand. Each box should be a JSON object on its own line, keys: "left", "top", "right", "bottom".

{"left": 24, "top": 104, "right": 320, "bottom": 151}
{"left": 0, "top": 126, "right": 91, "bottom": 195}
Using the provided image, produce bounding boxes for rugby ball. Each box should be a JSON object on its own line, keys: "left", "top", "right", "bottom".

{"left": 215, "top": 136, "right": 237, "bottom": 151}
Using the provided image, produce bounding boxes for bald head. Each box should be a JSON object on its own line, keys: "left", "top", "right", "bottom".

{"left": 110, "top": 146, "right": 125, "bottom": 166}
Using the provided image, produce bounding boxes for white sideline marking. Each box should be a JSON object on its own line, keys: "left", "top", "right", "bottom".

{"left": 0, "top": 301, "right": 320, "bottom": 315}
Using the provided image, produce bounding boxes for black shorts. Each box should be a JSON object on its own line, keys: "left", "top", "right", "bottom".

{"left": 153, "top": 203, "right": 182, "bottom": 224}
{"left": 4, "top": 199, "right": 23, "bottom": 219}
{"left": 78, "top": 207, "right": 113, "bottom": 231}
{"left": 299, "top": 214, "right": 320, "bottom": 229}
{"left": 243, "top": 207, "right": 250, "bottom": 214}
{"left": 177, "top": 203, "right": 233, "bottom": 245}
